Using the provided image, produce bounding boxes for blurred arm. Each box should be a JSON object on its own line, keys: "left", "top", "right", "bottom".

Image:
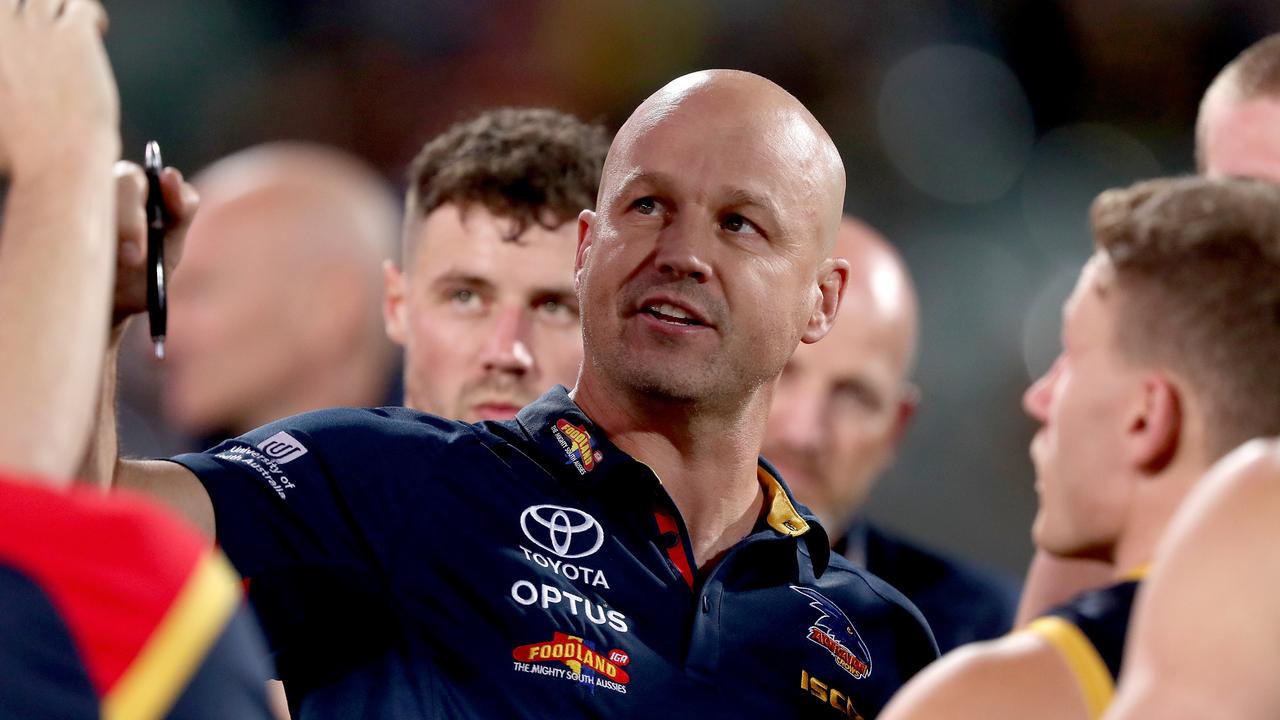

{"left": 880, "top": 631, "right": 1094, "bottom": 720}
{"left": 1015, "top": 551, "right": 1114, "bottom": 628}
{"left": 74, "top": 161, "right": 214, "bottom": 535}
{"left": 1106, "top": 439, "right": 1280, "bottom": 720}
{"left": 0, "top": 0, "right": 119, "bottom": 479}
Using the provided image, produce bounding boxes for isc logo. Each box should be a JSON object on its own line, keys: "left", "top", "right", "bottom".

{"left": 256, "top": 431, "right": 309, "bottom": 464}
{"left": 800, "top": 670, "right": 865, "bottom": 719}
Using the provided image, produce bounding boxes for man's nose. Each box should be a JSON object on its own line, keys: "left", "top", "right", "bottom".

{"left": 480, "top": 305, "right": 535, "bottom": 375}
{"left": 1022, "top": 356, "right": 1061, "bottom": 422}
{"left": 653, "top": 217, "right": 714, "bottom": 283}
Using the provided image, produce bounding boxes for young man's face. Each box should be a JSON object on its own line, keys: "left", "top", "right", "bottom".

{"left": 384, "top": 203, "right": 583, "bottom": 421}
{"left": 1023, "top": 255, "right": 1141, "bottom": 560}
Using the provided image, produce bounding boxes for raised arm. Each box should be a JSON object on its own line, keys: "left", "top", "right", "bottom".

{"left": 1014, "top": 551, "right": 1114, "bottom": 628}
{"left": 0, "top": 0, "right": 119, "bottom": 480}
{"left": 73, "top": 131, "right": 215, "bottom": 535}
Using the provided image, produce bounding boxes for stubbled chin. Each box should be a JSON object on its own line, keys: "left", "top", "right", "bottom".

{"left": 469, "top": 405, "right": 522, "bottom": 422}
{"left": 772, "top": 463, "right": 812, "bottom": 491}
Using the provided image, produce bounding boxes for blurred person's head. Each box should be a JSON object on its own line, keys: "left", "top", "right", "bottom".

{"left": 1197, "top": 33, "right": 1280, "bottom": 180}
{"left": 165, "top": 142, "right": 400, "bottom": 437}
{"left": 384, "top": 108, "right": 608, "bottom": 421}
{"left": 762, "top": 218, "right": 918, "bottom": 538}
{"left": 1023, "top": 176, "right": 1280, "bottom": 567}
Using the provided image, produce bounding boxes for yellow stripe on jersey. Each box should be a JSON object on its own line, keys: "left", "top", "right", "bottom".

{"left": 1024, "top": 616, "right": 1114, "bottom": 720}
{"left": 102, "top": 551, "right": 242, "bottom": 720}
{"left": 1120, "top": 564, "right": 1149, "bottom": 582}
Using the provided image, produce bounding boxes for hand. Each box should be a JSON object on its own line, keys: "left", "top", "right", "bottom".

{"left": 112, "top": 161, "right": 199, "bottom": 328}
{"left": 0, "top": 0, "right": 118, "bottom": 175}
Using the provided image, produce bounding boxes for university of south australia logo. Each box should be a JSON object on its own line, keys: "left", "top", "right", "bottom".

{"left": 255, "top": 431, "right": 308, "bottom": 464}
{"left": 791, "top": 586, "right": 873, "bottom": 680}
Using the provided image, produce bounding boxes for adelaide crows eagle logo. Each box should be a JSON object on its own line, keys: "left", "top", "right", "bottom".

{"left": 791, "top": 585, "right": 873, "bottom": 679}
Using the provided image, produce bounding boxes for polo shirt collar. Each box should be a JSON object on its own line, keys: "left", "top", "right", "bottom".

{"left": 514, "top": 385, "right": 632, "bottom": 481}
{"left": 757, "top": 457, "right": 832, "bottom": 574}
{"left": 514, "top": 386, "right": 833, "bottom": 570}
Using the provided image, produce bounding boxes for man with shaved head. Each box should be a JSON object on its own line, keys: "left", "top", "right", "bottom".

{"left": 142, "top": 143, "right": 401, "bottom": 441}
{"left": 765, "top": 217, "right": 1017, "bottom": 653}
{"left": 1196, "top": 33, "right": 1280, "bottom": 178}
{"left": 95, "top": 70, "right": 937, "bottom": 718}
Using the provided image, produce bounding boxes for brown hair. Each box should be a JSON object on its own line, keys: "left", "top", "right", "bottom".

{"left": 1197, "top": 34, "right": 1280, "bottom": 169}
{"left": 1090, "top": 175, "right": 1280, "bottom": 457}
{"left": 403, "top": 107, "right": 609, "bottom": 259}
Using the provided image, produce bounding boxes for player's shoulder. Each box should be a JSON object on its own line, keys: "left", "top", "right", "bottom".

{"left": 1159, "top": 437, "right": 1280, "bottom": 557}
{"left": 0, "top": 474, "right": 257, "bottom": 714}
{"left": 1199, "top": 437, "right": 1280, "bottom": 502}
{"left": 223, "top": 405, "right": 503, "bottom": 464}
{"left": 880, "top": 629, "right": 1084, "bottom": 720}
{"left": 0, "top": 473, "right": 206, "bottom": 582}
{"left": 244, "top": 405, "right": 476, "bottom": 443}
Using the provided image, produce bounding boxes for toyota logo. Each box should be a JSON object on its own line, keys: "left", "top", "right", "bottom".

{"left": 520, "top": 504, "right": 605, "bottom": 559}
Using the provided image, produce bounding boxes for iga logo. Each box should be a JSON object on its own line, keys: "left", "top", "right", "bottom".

{"left": 791, "top": 586, "right": 873, "bottom": 680}
{"left": 256, "top": 431, "right": 308, "bottom": 464}
{"left": 520, "top": 504, "right": 604, "bottom": 559}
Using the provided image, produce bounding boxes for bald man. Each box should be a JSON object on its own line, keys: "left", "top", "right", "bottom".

{"left": 150, "top": 143, "right": 400, "bottom": 441}
{"left": 95, "top": 70, "right": 937, "bottom": 718}
{"left": 1105, "top": 34, "right": 1280, "bottom": 720}
{"left": 765, "top": 218, "right": 1017, "bottom": 653}
{"left": 1196, "top": 33, "right": 1280, "bottom": 178}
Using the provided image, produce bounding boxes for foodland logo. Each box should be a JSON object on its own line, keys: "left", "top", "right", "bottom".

{"left": 520, "top": 504, "right": 605, "bottom": 559}
{"left": 552, "top": 418, "right": 602, "bottom": 474}
{"left": 512, "top": 632, "right": 631, "bottom": 685}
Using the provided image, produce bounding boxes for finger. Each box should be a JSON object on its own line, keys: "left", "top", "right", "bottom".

{"left": 159, "top": 167, "right": 199, "bottom": 225}
{"left": 160, "top": 167, "right": 197, "bottom": 268}
{"left": 114, "top": 160, "right": 146, "bottom": 265}
{"left": 59, "top": 0, "right": 105, "bottom": 33}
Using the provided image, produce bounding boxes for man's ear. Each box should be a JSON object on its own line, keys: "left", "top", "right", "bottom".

{"left": 801, "top": 257, "right": 850, "bottom": 344}
{"left": 1129, "top": 374, "right": 1181, "bottom": 473}
{"left": 574, "top": 209, "right": 596, "bottom": 292}
{"left": 382, "top": 259, "right": 408, "bottom": 347}
{"left": 890, "top": 383, "right": 920, "bottom": 448}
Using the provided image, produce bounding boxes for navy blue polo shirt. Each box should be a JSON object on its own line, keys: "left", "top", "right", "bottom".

{"left": 173, "top": 386, "right": 937, "bottom": 719}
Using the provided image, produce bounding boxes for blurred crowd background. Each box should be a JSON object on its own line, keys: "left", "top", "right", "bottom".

{"left": 106, "top": 0, "right": 1280, "bottom": 575}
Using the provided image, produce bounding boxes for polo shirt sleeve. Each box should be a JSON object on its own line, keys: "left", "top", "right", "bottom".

{"left": 168, "top": 407, "right": 454, "bottom": 680}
